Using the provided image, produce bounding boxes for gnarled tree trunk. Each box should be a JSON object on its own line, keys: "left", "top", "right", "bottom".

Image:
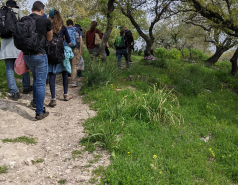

{"left": 205, "top": 46, "right": 228, "bottom": 65}
{"left": 98, "top": 0, "right": 115, "bottom": 62}
{"left": 230, "top": 47, "right": 238, "bottom": 76}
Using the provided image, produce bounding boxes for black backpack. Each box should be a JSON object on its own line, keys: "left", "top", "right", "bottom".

{"left": 0, "top": 6, "right": 17, "bottom": 38}
{"left": 14, "top": 16, "right": 44, "bottom": 53}
{"left": 46, "top": 33, "right": 64, "bottom": 64}
{"left": 125, "top": 30, "right": 133, "bottom": 43}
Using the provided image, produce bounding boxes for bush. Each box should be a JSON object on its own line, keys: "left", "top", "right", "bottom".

{"left": 154, "top": 47, "right": 168, "bottom": 58}
{"left": 167, "top": 48, "right": 182, "bottom": 60}
{"left": 215, "top": 61, "right": 231, "bottom": 71}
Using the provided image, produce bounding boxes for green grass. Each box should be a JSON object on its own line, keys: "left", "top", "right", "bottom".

{"left": 0, "top": 60, "right": 23, "bottom": 93}
{"left": 58, "top": 179, "right": 66, "bottom": 184}
{"left": 0, "top": 166, "right": 7, "bottom": 174}
{"left": 72, "top": 150, "right": 82, "bottom": 159}
{"left": 31, "top": 159, "right": 44, "bottom": 165}
{"left": 80, "top": 51, "right": 238, "bottom": 184}
{"left": 2, "top": 136, "right": 37, "bottom": 145}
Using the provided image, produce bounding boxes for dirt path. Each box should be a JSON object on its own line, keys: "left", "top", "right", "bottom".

{"left": 0, "top": 76, "right": 110, "bottom": 185}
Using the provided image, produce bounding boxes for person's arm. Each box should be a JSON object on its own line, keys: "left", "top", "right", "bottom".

{"left": 64, "top": 27, "right": 71, "bottom": 44}
{"left": 132, "top": 34, "right": 135, "bottom": 45}
{"left": 79, "top": 36, "right": 83, "bottom": 54}
{"left": 86, "top": 31, "right": 89, "bottom": 48}
{"left": 46, "top": 30, "right": 53, "bottom": 41}
{"left": 106, "top": 43, "right": 109, "bottom": 48}
{"left": 46, "top": 20, "right": 53, "bottom": 41}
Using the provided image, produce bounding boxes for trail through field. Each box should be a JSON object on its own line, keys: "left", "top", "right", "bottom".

{"left": 0, "top": 76, "right": 110, "bottom": 185}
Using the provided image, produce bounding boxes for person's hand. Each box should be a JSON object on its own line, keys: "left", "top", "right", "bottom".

{"left": 69, "top": 43, "right": 71, "bottom": 45}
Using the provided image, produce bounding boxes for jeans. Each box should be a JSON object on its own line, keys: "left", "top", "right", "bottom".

{"left": 49, "top": 71, "right": 68, "bottom": 99}
{"left": 5, "top": 58, "right": 30, "bottom": 94}
{"left": 116, "top": 49, "right": 130, "bottom": 69}
{"left": 23, "top": 54, "right": 48, "bottom": 115}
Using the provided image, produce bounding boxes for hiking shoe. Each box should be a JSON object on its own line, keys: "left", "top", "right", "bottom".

{"left": 30, "top": 100, "right": 36, "bottom": 109}
{"left": 64, "top": 94, "right": 73, "bottom": 101}
{"left": 12, "top": 92, "right": 20, "bottom": 101}
{"left": 35, "top": 107, "right": 49, "bottom": 120}
{"left": 23, "top": 86, "right": 33, "bottom": 94}
{"left": 71, "top": 82, "right": 78, "bottom": 87}
{"left": 48, "top": 99, "right": 56, "bottom": 107}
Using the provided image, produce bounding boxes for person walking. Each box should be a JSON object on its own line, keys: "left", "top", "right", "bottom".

{"left": 86, "top": 21, "right": 103, "bottom": 61}
{"left": 114, "top": 30, "right": 130, "bottom": 69}
{"left": 124, "top": 26, "right": 134, "bottom": 62}
{"left": 65, "top": 19, "right": 82, "bottom": 87}
{"left": 22, "top": 1, "right": 53, "bottom": 120}
{"left": 47, "top": 9, "right": 73, "bottom": 107}
{"left": 0, "top": 0, "right": 31, "bottom": 101}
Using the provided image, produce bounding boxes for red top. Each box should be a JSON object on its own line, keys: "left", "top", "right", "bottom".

{"left": 86, "top": 28, "right": 103, "bottom": 49}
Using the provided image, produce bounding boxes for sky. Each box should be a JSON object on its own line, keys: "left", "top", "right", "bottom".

{"left": 28, "top": 0, "right": 47, "bottom": 7}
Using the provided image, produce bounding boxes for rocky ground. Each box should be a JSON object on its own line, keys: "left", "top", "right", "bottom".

{"left": 0, "top": 76, "right": 110, "bottom": 185}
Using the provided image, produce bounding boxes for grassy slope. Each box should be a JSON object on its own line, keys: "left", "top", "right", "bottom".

{"left": 81, "top": 52, "right": 238, "bottom": 185}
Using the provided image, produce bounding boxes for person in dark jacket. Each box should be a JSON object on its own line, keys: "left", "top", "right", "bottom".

{"left": 47, "top": 9, "right": 72, "bottom": 107}
{"left": 114, "top": 30, "right": 130, "bottom": 69}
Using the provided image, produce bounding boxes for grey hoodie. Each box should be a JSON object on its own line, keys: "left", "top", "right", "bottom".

{"left": 0, "top": 8, "right": 25, "bottom": 60}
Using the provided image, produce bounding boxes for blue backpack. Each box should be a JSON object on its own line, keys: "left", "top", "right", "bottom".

{"left": 64, "top": 27, "right": 77, "bottom": 47}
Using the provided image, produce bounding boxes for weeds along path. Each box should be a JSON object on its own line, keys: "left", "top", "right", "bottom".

{"left": 0, "top": 76, "right": 110, "bottom": 185}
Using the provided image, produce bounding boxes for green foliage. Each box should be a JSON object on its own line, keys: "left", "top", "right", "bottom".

{"left": 58, "top": 179, "right": 66, "bottom": 184}
{"left": 77, "top": 17, "right": 91, "bottom": 37}
{"left": 2, "top": 136, "right": 36, "bottom": 145}
{"left": 81, "top": 50, "right": 119, "bottom": 92}
{"left": 80, "top": 48, "right": 238, "bottom": 184}
{"left": 154, "top": 47, "right": 168, "bottom": 58}
{"left": 31, "top": 159, "right": 44, "bottom": 165}
{"left": 141, "top": 58, "right": 167, "bottom": 68}
{"left": 167, "top": 48, "right": 182, "bottom": 60}
{"left": 0, "top": 166, "right": 7, "bottom": 174}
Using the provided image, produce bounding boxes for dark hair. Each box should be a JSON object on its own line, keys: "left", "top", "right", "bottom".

{"left": 90, "top": 21, "right": 97, "bottom": 32}
{"left": 66, "top": 19, "right": 74, "bottom": 26}
{"left": 120, "top": 30, "right": 124, "bottom": 35}
{"left": 51, "top": 10, "right": 63, "bottom": 34}
{"left": 32, "top": 1, "right": 45, "bottom": 12}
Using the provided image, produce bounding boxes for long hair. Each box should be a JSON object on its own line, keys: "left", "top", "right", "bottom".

{"left": 51, "top": 10, "right": 63, "bottom": 34}
{"left": 90, "top": 21, "right": 97, "bottom": 32}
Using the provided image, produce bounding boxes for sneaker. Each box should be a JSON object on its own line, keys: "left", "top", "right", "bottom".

{"left": 35, "top": 107, "right": 49, "bottom": 120}
{"left": 71, "top": 82, "right": 78, "bottom": 87}
{"left": 12, "top": 92, "right": 20, "bottom": 101}
{"left": 23, "top": 86, "right": 33, "bottom": 94}
{"left": 30, "top": 100, "right": 36, "bottom": 109}
{"left": 64, "top": 94, "right": 73, "bottom": 101}
{"left": 48, "top": 99, "right": 56, "bottom": 107}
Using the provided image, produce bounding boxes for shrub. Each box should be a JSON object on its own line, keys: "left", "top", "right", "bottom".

{"left": 154, "top": 47, "right": 168, "bottom": 58}
{"left": 215, "top": 61, "right": 231, "bottom": 71}
{"left": 167, "top": 48, "right": 182, "bottom": 60}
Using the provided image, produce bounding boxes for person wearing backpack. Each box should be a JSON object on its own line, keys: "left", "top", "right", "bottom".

{"left": 65, "top": 19, "right": 82, "bottom": 87}
{"left": 19, "top": 1, "right": 53, "bottom": 120}
{"left": 47, "top": 9, "right": 73, "bottom": 107}
{"left": 86, "top": 21, "right": 103, "bottom": 61}
{"left": 114, "top": 30, "right": 130, "bottom": 69}
{"left": 124, "top": 26, "right": 134, "bottom": 62}
{"left": 0, "top": 0, "right": 31, "bottom": 101}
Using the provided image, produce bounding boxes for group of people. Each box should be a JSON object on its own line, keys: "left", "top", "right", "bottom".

{"left": 1, "top": 0, "right": 135, "bottom": 121}
{"left": 1, "top": 1, "right": 83, "bottom": 120}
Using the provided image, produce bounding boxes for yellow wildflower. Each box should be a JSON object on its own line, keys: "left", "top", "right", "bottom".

{"left": 153, "top": 155, "right": 157, "bottom": 159}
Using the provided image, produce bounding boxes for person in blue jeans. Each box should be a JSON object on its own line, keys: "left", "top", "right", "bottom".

{"left": 114, "top": 30, "right": 130, "bottom": 69}
{"left": 22, "top": 1, "right": 53, "bottom": 120}
{"left": 0, "top": 0, "right": 31, "bottom": 101}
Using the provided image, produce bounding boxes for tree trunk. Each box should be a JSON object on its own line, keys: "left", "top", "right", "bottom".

{"left": 205, "top": 46, "right": 228, "bottom": 65}
{"left": 144, "top": 40, "right": 154, "bottom": 57}
{"left": 98, "top": 0, "right": 115, "bottom": 61}
{"left": 230, "top": 47, "right": 238, "bottom": 76}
